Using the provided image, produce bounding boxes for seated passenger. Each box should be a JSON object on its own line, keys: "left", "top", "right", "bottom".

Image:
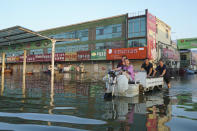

{"left": 117, "top": 55, "right": 127, "bottom": 68}
{"left": 113, "top": 57, "right": 126, "bottom": 71}
{"left": 141, "top": 58, "right": 153, "bottom": 77}
{"left": 122, "top": 58, "right": 135, "bottom": 82}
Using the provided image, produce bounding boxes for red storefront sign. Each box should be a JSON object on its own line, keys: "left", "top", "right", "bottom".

{"left": 19, "top": 56, "right": 24, "bottom": 62}
{"left": 43, "top": 54, "right": 51, "bottom": 62}
{"left": 35, "top": 54, "right": 44, "bottom": 62}
{"left": 7, "top": 53, "right": 66, "bottom": 63}
{"left": 77, "top": 51, "right": 91, "bottom": 61}
{"left": 55, "top": 53, "right": 65, "bottom": 61}
{"left": 27, "top": 55, "right": 35, "bottom": 62}
{"left": 147, "top": 11, "right": 157, "bottom": 60}
{"left": 65, "top": 52, "right": 77, "bottom": 61}
{"left": 106, "top": 47, "right": 147, "bottom": 60}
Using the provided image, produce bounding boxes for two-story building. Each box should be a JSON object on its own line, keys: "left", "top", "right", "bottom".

{"left": 0, "top": 9, "right": 174, "bottom": 74}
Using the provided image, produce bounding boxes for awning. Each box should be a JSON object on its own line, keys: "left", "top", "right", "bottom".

{"left": 0, "top": 26, "right": 52, "bottom": 46}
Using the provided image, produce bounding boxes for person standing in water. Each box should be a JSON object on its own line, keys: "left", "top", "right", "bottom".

{"left": 153, "top": 59, "right": 171, "bottom": 88}
{"left": 141, "top": 58, "right": 153, "bottom": 77}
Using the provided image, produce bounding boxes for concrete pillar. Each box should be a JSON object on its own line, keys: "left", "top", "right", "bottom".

{"left": 51, "top": 40, "right": 56, "bottom": 89}
{"left": 49, "top": 83, "right": 54, "bottom": 113}
{"left": 23, "top": 50, "right": 27, "bottom": 76}
{"left": 22, "top": 50, "right": 27, "bottom": 99}
{"left": 1, "top": 53, "right": 5, "bottom": 96}
{"left": 48, "top": 41, "right": 55, "bottom": 123}
{"left": 22, "top": 71, "right": 26, "bottom": 99}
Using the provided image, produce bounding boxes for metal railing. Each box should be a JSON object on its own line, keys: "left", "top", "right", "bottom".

{"left": 128, "top": 10, "right": 146, "bottom": 17}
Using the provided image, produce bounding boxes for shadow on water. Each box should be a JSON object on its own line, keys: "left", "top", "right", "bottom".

{"left": 0, "top": 72, "right": 197, "bottom": 130}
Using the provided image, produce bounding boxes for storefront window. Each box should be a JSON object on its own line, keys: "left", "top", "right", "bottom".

{"left": 105, "top": 41, "right": 124, "bottom": 49}
{"left": 61, "top": 44, "right": 89, "bottom": 53}
{"left": 96, "top": 43, "right": 105, "bottom": 50}
{"left": 128, "top": 17, "right": 146, "bottom": 38}
{"left": 49, "top": 29, "right": 89, "bottom": 45}
{"left": 128, "top": 38, "right": 146, "bottom": 47}
{"left": 96, "top": 24, "right": 122, "bottom": 40}
{"left": 30, "top": 49, "right": 43, "bottom": 55}
{"left": 181, "top": 55, "right": 187, "bottom": 60}
{"left": 166, "top": 29, "right": 169, "bottom": 38}
{"left": 6, "top": 50, "right": 24, "bottom": 57}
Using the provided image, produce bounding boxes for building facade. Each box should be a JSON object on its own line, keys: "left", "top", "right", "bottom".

{"left": 156, "top": 18, "right": 180, "bottom": 70}
{"left": 177, "top": 37, "right": 197, "bottom": 70}
{"left": 0, "top": 9, "right": 175, "bottom": 74}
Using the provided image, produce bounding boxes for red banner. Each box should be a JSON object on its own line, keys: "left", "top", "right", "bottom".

{"left": 16, "top": 53, "right": 65, "bottom": 63}
{"left": 106, "top": 47, "right": 147, "bottom": 60}
{"left": 147, "top": 11, "right": 157, "bottom": 60}
{"left": 77, "top": 51, "right": 91, "bottom": 61}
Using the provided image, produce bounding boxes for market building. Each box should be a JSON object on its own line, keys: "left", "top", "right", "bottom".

{"left": 177, "top": 37, "right": 197, "bottom": 70}
{"left": 0, "top": 9, "right": 176, "bottom": 74}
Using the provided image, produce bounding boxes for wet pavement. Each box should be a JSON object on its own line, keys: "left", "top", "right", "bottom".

{"left": 0, "top": 72, "right": 197, "bottom": 131}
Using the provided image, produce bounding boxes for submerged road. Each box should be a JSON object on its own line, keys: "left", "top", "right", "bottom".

{"left": 0, "top": 72, "right": 197, "bottom": 131}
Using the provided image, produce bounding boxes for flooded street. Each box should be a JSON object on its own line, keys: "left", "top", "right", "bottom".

{"left": 0, "top": 73, "right": 197, "bottom": 131}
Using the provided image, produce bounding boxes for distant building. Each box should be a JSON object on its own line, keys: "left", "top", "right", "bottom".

{"left": 177, "top": 37, "right": 197, "bottom": 70}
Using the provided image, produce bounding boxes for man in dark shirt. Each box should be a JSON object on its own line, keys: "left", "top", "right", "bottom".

{"left": 153, "top": 59, "right": 171, "bottom": 88}
{"left": 141, "top": 58, "right": 153, "bottom": 77}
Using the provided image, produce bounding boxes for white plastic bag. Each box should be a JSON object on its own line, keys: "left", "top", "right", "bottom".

{"left": 116, "top": 75, "right": 128, "bottom": 93}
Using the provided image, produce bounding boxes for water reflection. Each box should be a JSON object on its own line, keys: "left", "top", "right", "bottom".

{"left": 1, "top": 72, "right": 4, "bottom": 96}
{"left": 0, "top": 73, "right": 197, "bottom": 130}
{"left": 102, "top": 91, "right": 172, "bottom": 131}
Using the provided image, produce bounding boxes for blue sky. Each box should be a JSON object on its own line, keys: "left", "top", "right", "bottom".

{"left": 0, "top": 0, "right": 197, "bottom": 40}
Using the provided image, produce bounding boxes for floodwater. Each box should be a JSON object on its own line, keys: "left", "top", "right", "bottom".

{"left": 0, "top": 72, "right": 197, "bottom": 131}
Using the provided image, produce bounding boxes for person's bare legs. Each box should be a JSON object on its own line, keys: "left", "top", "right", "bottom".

{"left": 167, "top": 83, "right": 171, "bottom": 88}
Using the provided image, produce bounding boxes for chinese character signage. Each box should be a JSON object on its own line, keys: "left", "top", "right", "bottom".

{"left": 91, "top": 49, "right": 106, "bottom": 60}
{"left": 14, "top": 53, "right": 65, "bottom": 63}
{"left": 6, "top": 56, "right": 17, "bottom": 63}
{"left": 35, "top": 54, "right": 44, "bottom": 62}
{"left": 55, "top": 53, "right": 65, "bottom": 61}
{"left": 147, "top": 11, "right": 157, "bottom": 60}
{"left": 106, "top": 47, "right": 147, "bottom": 60}
{"left": 77, "top": 51, "right": 91, "bottom": 61}
{"left": 177, "top": 38, "right": 197, "bottom": 49}
{"left": 162, "top": 48, "right": 180, "bottom": 61}
{"left": 42, "top": 54, "right": 51, "bottom": 62}
{"left": 65, "top": 52, "right": 77, "bottom": 61}
{"left": 27, "top": 55, "right": 35, "bottom": 62}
